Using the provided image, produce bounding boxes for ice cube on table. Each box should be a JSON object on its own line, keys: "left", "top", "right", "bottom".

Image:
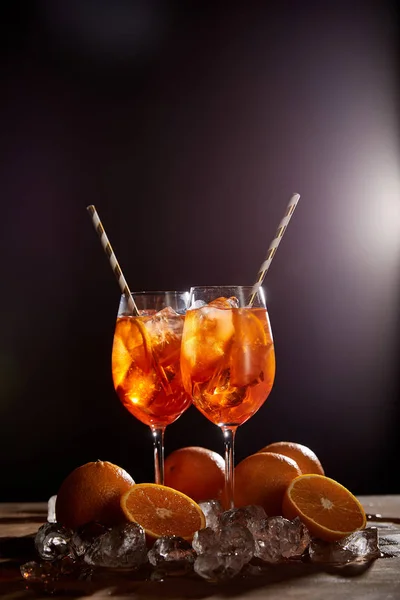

{"left": 218, "top": 524, "right": 255, "bottom": 563}
{"left": 20, "top": 560, "right": 61, "bottom": 593}
{"left": 252, "top": 516, "right": 310, "bottom": 563}
{"left": 84, "top": 523, "right": 147, "bottom": 569}
{"left": 193, "top": 524, "right": 255, "bottom": 581}
{"left": 198, "top": 499, "right": 223, "bottom": 530}
{"left": 192, "top": 527, "right": 219, "bottom": 555}
{"left": 220, "top": 505, "right": 267, "bottom": 533}
{"left": 147, "top": 536, "right": 196, "bottom": 572}
{"left": 70, "top": 522, "right": 109, "bottom": 557}
{"left": 194, "top": 552, "right": 244, "bottom": 582}
{"left": 309, "top": 527, "right": 380, "bottom": 564}
{"left": 20, "top": 556, "right": 91, "bottom": 594}
{"left": 47, "top": 495, "right": 57, "bottom": 523}
{"left": 21, "top": 560, "right": 57, "bottom": 583}
{"left": 35, "top": 523, "right": 73, "bottom": 561}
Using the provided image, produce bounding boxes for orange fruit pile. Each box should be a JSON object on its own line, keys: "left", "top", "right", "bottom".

{"left": 56, "top": 460, "right": 135, "bottom": 529}
{"left": 282, "top": 474, "right": 367, "bottom": 541}
{"left": 54, "top": 442, "right": 365, "bottom": 544}
{"left": 164, "top": 446, "right": 225, "bottom": 503}
{"left": 121, "top": 483, "right": 205, "bottom": 541}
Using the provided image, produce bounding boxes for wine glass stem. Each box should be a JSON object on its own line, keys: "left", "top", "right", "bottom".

{"left": 222, "top": 425, "right": 238, "bottom": 509}
{"left": 151, "top": 426, "right": 166, "bottom": 485}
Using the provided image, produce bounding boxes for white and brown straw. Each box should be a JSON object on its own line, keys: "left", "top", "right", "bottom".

{"left": 247, "top": 192, "right": 300, "bottom": 306}
{"left": 86, "top": 205, "right": 139, "bottom": 316}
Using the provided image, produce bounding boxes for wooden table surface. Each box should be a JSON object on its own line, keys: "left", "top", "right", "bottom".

{"left": 1, "top": 496, "right": 400, "bottom": 599}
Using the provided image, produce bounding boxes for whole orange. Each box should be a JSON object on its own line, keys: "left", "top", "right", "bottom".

{"left": 164, "top": 446, "right": 225, "bottom": 503}
{"left": 257, "top": 441, "right": 324, "bottom": 476}
{"left": 234, "top": 452, "right": 301, "bottom": 516}
{"left": 55, "top": 460, "right": 135, "bottom": 529}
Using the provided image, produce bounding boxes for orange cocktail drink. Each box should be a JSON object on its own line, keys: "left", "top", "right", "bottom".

{"left": 181, "top": 287, "right": 275, "bottom": 507}
{"left": 181, "top": 300, "right": 275, "bottom": 426}
{"left": 113, "top": 309, "right": 190, "bottom": 427}
{"left": 112, "top": 291, "right": 192, "bottom": 484}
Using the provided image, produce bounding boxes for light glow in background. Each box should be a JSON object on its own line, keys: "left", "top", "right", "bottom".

{"left": 0, "top": 1, "right": 399, "bottom": 498}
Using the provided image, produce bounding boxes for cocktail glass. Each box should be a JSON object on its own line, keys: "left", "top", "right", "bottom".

{"left": 112, "top": 291, "right": 192, "bottom": 485}
{"left": 181, "top": 286, "right": 275, "bottom": 508}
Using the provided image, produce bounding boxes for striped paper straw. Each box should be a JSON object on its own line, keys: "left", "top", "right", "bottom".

{"left": 86, "top": 205, "right": 139, "bottom": 316}
{"left": 247, "top": 193, "right": 300, "bottom": 307}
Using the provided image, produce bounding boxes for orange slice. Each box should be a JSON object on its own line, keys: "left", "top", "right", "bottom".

{"left": 112, "top": 317, "right": 152, "bottom": 388}
{"left": 120, "top": 483, "right": 206, "bottom": 541}
{"left": 230, "top": 309, "right": 271, "bottom": 387}
{"left": 282, "top": 474, "right": 367, "bottom": 542}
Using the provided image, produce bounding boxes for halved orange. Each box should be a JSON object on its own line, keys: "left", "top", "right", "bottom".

{"left": 282, "top": 474, "right": 367, "bottom": 541}
{"left": 120, "top": 483, "right": 206, "bottom": 541}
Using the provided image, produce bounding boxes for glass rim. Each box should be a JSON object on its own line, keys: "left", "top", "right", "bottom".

{"left": 188, "top": 285, "right": 267, "bottom": 308}
{"left": 189, "top": 285, "right": 265, "bottom": 291}
{"left": 121, "top": 290, "right": 189, "bottom": 296}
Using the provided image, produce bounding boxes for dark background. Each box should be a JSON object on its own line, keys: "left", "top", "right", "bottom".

{"left": 1, "top": 0, "right": 399, "bottom": 501}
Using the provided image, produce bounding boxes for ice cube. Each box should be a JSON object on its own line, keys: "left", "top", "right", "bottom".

{"left": 20, "top": 560, "right": 57, "bottom": 583}
{"left": 198, "top": 499, "right": 224, "bottom": 530}
{"left": 182, "top": 302, "right": 234, "bottom": 381}
{"left": 194, "top": 552, "right": 243, "bottom": 582}
{"left": 47, "top": 495, "right": 57, "bottom": 523}
{"left": 20, "top": 557, "right": 91, "bottom": 594}
{"left": 193, "top": 524, "right": 255, "bottom": 581}
{"left": 192, "top": 527, "right": 219, "bottom": 555}
{"left": 70, "top": 522, "right": 109, "bottom": 557}
{"left": 218, "top": 523, "right": 255, "bottom": 563}
{"left": 144, "top": 307, "right": 183, "bottom": 364}
{"left": 208, "top": 297, "right": 239, "bottom": 309}
{"left": 84, "top": 522, "right": 147, "bottom": 569}
{"left": 20, "top": 560, "right": 62, "bottom": 594}
{"left": 35, "top": 523, "right": 73, "bottom": 561}
{"left": 147, "top": 536, "right": 196, "bottom": 573}
{"left": 208, "top": 378, "right": 248, "bottom": 407}
{"left": 309, "top": 527, "right": 380, "bottom": 564}
{"left": 191, "top": 300, "right": 207, "bottom": 309}
{"left": 220, "top": 505, "right": 267, "bottom": 533}
{"left": 252, "top": 516, "right": 310, "bottom": 563}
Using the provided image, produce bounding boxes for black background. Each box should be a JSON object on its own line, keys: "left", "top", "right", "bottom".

{"left": 1, "top": 0, "right": 399, "bottom": 501}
